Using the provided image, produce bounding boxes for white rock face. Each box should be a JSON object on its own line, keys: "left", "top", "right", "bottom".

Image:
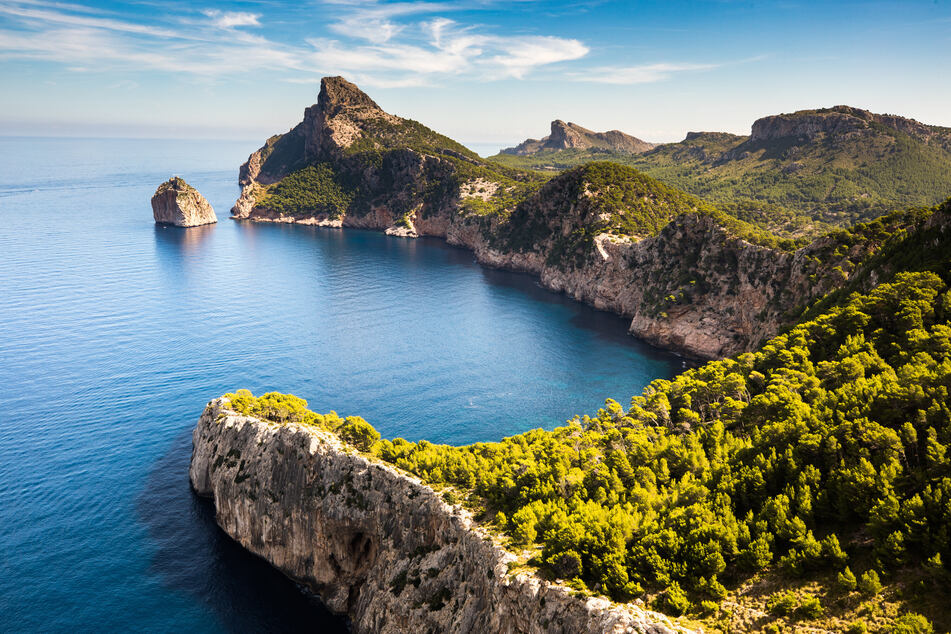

{"left": 190, "top": 398, "right": 695, "bottom": 634}
{"left": 151, "top": 177, "right": 217, "bottom": 227}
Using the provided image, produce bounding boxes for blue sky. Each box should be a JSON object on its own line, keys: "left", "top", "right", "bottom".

{"left": 1, "top": 0, "right": 949, "bottom": 150}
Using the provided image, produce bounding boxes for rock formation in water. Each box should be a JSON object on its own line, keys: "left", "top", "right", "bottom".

{"left": 190, "top": 397, "right": 693, "bottom": 634}
{"left": 501, "top": 120, "right": 656, "bottom": 156}
{"left": 152, "top": 177, "right": 217, "bottom": 227}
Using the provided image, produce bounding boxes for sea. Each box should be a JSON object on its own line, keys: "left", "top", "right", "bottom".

{"left": 0, "top": 137, "right": 683, "bottom": 632}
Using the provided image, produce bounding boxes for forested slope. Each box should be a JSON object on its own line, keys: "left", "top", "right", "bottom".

{"left": 223, "top": 198, "right": 951, "bottom": 632}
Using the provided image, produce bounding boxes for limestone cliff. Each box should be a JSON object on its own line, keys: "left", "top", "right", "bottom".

{"left": 190, "top": 398, "right": 693, "bottom": 634}
{"left": 152, "top": 177, "right": 217, "bottom": 227}
{"left": 502, "top": 121, "right": 656, "bottom": 156}
{"left": 749, "top": 105, "right": 951, "bottom": 149}
{"left": 228, "top": 77, "right": 879, "bottom": 359}
{"left": 151, "top": 177, "right": 217, "bottom": 227}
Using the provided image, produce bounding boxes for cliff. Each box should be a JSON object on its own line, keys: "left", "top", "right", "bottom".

{"left": 189, "top": 398, "right": 693, "bottom": 634}
{"left": 151, "top": 177, "right": 217, "bottom": 227}
{"left": 501, "top": 121, "right": 656, "bottom": 156}
{"left": 748, "top": 105, "right": 951, "bottom": 149}
{"left": 230, "top": 77, "right": 878, "bottom": 359}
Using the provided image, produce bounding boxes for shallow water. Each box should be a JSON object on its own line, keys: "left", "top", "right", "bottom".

{"left": 0, "top": 137, "right": 683, "bottom": 632}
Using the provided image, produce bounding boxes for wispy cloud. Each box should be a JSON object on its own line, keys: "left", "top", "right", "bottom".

{"left": 0, "top": 0, "right": 715, "bottom": 90}
{"left": 576, "top": 62, "right": 717, "bottom": 84}
{"left": 325, "top": 1, "right": 455, "bottom": 44}
{"left": 202, "top": 10, "right": 261, "bottom": 30}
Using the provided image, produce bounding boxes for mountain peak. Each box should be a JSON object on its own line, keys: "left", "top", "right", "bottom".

{"left": 501, "top": 121, "right": 655, "bottom": 156}
{"left": 317, "top": 76, "right": 382, "bottom": 113}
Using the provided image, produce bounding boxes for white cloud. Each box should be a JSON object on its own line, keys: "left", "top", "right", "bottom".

{"left": 202, "top": 10, "right": 261, "bottom": 30}
{"left": 577, "top": 62, "right": 716, "bottom": 84}
{"left": 0, "top": 0, "right": 711, "bottom": 91}
{"left": 487, "top": 35, "right": 589, "bottom": 79}
{"left": 0, "top": 2, "right": 188, "bottom": 39}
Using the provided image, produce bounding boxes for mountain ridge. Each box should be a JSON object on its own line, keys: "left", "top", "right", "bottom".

{"left": 501, "top": 120, "right": 656, "bottom": 156}
{"left": 491, "top": 105, "right": 951, "bottom": 225}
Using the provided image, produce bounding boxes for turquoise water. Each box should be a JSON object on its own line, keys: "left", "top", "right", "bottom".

{"left": 0, "top": 138, "right": 683, "bottom": 632}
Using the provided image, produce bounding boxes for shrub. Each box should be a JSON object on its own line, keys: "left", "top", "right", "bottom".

{"left": 836, "top": 566, "right": 858, "bottom": 592}
{"left": 797, "top": 596, "right": 823, "bottom": 619}
{"left": 766, "top": 592, "right": 798, "bottom": 617}
{"left": 337, "top": 416, "right": 381, "bottom": 451}
{"left": 654, "top": 581, "right": 691, "bottom": 616}
{"left": 698, "top": 600, "right": 718, "bottom": 616}
{"left": 858, "top": 570, "right": 883, "bottom": 597}
{"left": 893, "top": 613, "right": 934, "bottom": 634}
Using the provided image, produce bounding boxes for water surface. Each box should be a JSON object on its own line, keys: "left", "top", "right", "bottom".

{"left": 0, "top": 137, "right": 683, "bottom": 632}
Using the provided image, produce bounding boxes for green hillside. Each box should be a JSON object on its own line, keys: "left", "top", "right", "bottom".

{"left": 223, "top": 197, "right": 951, "bottom": 633}
{"left": 490, "top": 108, "right": 951, "bottom": 229}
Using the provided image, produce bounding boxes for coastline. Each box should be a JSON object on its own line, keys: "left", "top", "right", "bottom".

{"left": 190, "top": 397, "right": 696, "bottom": 634}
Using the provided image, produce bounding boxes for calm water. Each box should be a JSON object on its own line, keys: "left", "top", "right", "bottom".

{"left": 0, "top": 137, "right": 683, "bottom": 632}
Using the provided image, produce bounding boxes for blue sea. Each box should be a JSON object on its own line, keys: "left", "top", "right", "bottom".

{"left": 0, "top": 137, "right": 683, "bottom": 632}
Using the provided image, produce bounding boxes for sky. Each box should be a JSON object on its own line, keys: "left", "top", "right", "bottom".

{"left": 1, "top": 0, "right": 949, "bottom": 151}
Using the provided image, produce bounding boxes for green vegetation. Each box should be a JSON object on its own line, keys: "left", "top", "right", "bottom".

{"left": 222, "top": 197, "right": 951, "bottom": 631}
{"left": 155, "top": 176, "right": 191, "bottom": 194}
{"left": 489, "top": 118, "right": 951, "bottom": 228}
{"left": 254, "top": 163, "right": 355, "bottom": 218}
{"left": 344, "top": 115, "right": 480, "bottom": 160}
{"left": 497, "top": 162, "right": 804, "bottom": 271}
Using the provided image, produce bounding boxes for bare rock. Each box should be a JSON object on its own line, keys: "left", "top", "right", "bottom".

{"left": 502, "top": 120, "right": 655, "bottom": 155}
{"left": 190, "top": 398, "right": 696, "bottom": 634}
{"left": 151, "top": 177, "right": 217, "bottom": 227}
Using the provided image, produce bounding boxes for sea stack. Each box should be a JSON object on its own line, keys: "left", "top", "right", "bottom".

{"left": 151, "top": 177, "right": 217, "bottom": 227}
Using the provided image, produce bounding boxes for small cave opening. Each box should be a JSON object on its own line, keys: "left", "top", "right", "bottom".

{"left": 349, "top": 531, "right": 374, "bottom": 570}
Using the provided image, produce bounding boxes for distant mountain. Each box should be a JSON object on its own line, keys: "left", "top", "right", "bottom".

{"left": 501, "top": 120, "right": 655, "bottom": 156}
{"left": 491, "top": 106, "right": 951, "bottom": 226}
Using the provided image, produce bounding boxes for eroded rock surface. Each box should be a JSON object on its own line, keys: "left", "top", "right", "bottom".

{"left": 151, "top": 177, "right": 217, "bottom": 227}
{"left": 190, "top": 398, "right": 694, "bottom": 634}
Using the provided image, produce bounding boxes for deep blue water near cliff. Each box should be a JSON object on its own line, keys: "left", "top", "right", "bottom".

{"left": 0, "top": 137, "right": 683, "bottom": 632}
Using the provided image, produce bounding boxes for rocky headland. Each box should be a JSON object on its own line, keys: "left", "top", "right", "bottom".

{"left": 227, "top": 76, "right": 892, "bottom": 360}
{"left": 152, "top": 177, "right": 217, "bottom": 227}
{"left": 190, "top": 397, "right": 693, "bottom": 634}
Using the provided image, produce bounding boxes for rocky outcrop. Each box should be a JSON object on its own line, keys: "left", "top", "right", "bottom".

{"left": 459, "top": 211, "right": 848, "bottom": 360}
{"left": 502, "top": 121, "right": 655, "bottom": 156}
{"left": 151, "top": 177, "right": 217, "bottom": 227}
{"left": 190, "top": 398, "right": 693, "bottom": 634}
{"left": 227, "top": 77, "right": 866, "bottom": 359}
{"left": 750, "top": 106, "right": 951, "bottom": 148}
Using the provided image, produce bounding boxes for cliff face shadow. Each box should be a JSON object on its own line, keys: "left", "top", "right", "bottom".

{"left": 137, "top": 428, "right": 349, "bottom": 633}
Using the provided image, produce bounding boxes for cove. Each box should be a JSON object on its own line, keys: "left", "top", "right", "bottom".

{"left": 0, "top": 138, "right": 682, "bottom": 631}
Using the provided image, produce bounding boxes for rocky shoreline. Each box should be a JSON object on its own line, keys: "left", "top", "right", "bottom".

{"left": 227, "top": 77, "right": 854, "bottom": 360}
{"left": 190, "top": 397, "right": 694, "bottom": 634}
{"left": 231, "top": 207, "right": 829, "bottom": 360}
